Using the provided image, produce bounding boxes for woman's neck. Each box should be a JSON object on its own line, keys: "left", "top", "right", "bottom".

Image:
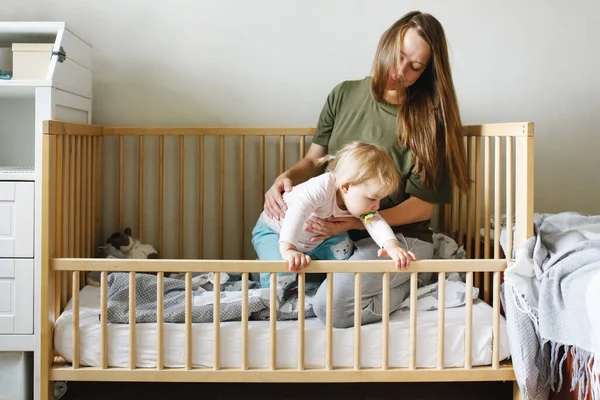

{"left": 383, "top": 89, "right": 406, "bottom": 105}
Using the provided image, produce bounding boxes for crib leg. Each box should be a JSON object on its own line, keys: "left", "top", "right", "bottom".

{"left": 41, "top": 382, "right": 54, "bottom": 400}
{"left": 513, "top": 381, "right": 524, "bottom": 400}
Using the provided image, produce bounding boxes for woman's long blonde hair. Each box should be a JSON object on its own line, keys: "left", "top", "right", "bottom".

{"left": 371, "top": 11, "right": 470, "bottom": 195}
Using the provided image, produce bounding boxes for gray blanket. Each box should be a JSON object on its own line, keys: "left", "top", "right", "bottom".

{"left": 106, "top": 272, "right": 317, "bottom": 323}
{"left": 503, "top": 212, "right": 600, "bottom": 400}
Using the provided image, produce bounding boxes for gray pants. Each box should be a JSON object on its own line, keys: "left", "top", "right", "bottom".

{"left": 311, "top": 233, "right": 434, "bottom": 328}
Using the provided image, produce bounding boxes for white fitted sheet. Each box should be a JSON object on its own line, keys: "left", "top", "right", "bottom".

{"left": 54, "top": 285, "right": 511, "bottom": 369}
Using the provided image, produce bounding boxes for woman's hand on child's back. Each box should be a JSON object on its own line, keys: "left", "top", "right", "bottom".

{"left": 305, "top": 216, "right": 363, "bottom": 241}
{"left": 283, "top": 249, "right": 312, "bottom": 272}
{"left": 378, "top": 240, "right": 417, "bottom": 270}
{"left": 264, "top": 178, "right": 293, "bottom": 220}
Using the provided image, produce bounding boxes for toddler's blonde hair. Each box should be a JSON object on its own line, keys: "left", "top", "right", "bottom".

{"left": 317, "top": 141, "right": 401, "bottom": 198}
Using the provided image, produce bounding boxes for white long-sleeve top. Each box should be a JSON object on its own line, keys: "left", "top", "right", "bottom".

{"left": 259, "top": 172, "right": 397, "bottom": 253}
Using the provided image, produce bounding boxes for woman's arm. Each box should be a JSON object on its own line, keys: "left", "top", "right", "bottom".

{"left": 264, "top": 143, "right": 328, "bottom": 219}
{"left": 378, "top": 196, "right": 435, "bottom": 226}
{"left": 305, "top": 196, "right": 435, "bottom": 240}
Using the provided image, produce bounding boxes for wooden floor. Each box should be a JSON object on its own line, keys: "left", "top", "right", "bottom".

{"left": 61, "top": 381, "right": 514, "bottom": 399}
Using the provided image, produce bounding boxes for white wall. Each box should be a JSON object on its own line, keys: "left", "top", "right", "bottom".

{"left": 4, "top": 0, "right": 600, "bottom": 216}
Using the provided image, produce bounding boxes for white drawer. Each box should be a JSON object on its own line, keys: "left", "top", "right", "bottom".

{"left": 0, "top": 182, "right": 34, "bottom": 258}
{"left": 0, "top": 259, "right": 33, "bottom": 334}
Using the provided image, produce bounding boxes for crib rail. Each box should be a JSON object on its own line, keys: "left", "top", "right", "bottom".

{"left": 49, "top": 258, "right": 511, "bottom": 382}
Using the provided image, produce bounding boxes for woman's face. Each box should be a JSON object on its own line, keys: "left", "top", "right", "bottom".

{"left": 386, "top": 27, "right": 431, "bottom": 90}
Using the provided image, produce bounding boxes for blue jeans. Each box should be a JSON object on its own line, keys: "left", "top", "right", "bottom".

{"left": 251, "top": 219, "right": 354, "bottom": 288}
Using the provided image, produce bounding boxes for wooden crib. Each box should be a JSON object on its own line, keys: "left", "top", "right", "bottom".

{"left": 39, "top": 120, "right": 534, "bottom": 400}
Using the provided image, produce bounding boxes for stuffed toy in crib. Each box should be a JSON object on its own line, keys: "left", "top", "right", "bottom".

{"left": 105, "top": 227, "right": 159, "bottom": 259}
{"left": 88, "top": 228, "right": 159, "bottom": 287}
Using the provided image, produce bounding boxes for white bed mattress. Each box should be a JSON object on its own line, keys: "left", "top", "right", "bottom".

{"left": 54, "top": 285, "right": 511, "bottom": 369}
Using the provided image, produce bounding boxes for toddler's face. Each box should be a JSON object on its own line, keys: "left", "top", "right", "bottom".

{"left": 340, "top": 178, "right": 385, "bottom": 218}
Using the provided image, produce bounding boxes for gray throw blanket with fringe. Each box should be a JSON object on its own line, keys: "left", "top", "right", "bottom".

{"left": 503, "top": 212, "right": 600, "bottom": 400}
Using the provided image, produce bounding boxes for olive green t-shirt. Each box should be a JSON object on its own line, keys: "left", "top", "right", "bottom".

{"left": 312, "top": 77, "right": 453, "bottom": 243}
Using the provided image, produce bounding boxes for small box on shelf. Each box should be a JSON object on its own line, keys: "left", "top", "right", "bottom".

{"left": 11, "top": 43, "right": 53, "bottom": 80}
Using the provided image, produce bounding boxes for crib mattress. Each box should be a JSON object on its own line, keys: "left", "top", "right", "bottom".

{"left": 54, "top": 285, "right": 511, "bottom": 369}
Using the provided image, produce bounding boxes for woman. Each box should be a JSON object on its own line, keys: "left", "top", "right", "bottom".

{"left": 263, "top": 11, "right": 470, "bottom": 328}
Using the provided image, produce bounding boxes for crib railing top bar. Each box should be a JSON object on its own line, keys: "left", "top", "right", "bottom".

{"left": 52, "top": 258, "right": 507, "bottom": 273}
{"left": 462, "top": 121, "right": 534, "bottom": 137}
{"left": 43, "top": 120, "right": 103, "bottom": 136}
{"left": 102, "top": 127, "right": 317, "bottom": 136}
{"left": 43, "top": 119, "right": 533, "bottom": 137}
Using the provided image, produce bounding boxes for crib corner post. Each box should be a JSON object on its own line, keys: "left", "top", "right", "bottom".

{"left": 514, "top": 124, "right": 534, "bottom": 251}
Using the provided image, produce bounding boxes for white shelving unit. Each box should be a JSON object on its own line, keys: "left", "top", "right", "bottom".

{"left": 0, "top": 21, "right": 92, "bottom": 400}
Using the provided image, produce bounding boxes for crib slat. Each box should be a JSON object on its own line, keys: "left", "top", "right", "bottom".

{"left": 118, "top": 135, "right": 124, "bottom": 230}
{"left": 241, "top": 272, "right": 249, "bottom": 370}
{"left": 75, "top": 135, "right": 82, "bottom": 259}
{"left": 458, "top": 135, "right": 468, "bottom": 248}
{"left": 86, "top": 136, "right": 92, "bottom": 261}
{"left": 98, "top": 136, "right": 104, "bottom": 247}
{"left": 494, "top": 137, "right": 501, "bottom": 259}
{"left": 493, "top": 271, "right": 501, "bottom": 368}
{"left": 464, "top": 271, "right": 473, "bottom": 369}
{"left": 55, "top": 136, "right": 64, "bottom": 319}
{"left": 62, "top": 136, "right": 73, "bottom": 310}
{"left": 239, "top": 136, "right": 245, "bottom": 259}
{"left": 67, "top": 135, "right": 76, "bottom": 303}
{"left": 94, "top": 136, "right": 102, "bottom": 253}
{"left": 214, "top": 272, "right": 221, "bottom": 370}
{"left": 185, "top": 272, "right": 192, "bottom": 370}
{"left": 475, "top": 137, "right": 482, "bottom": 260}
{"left": 270, "top": 272, "right": 277, "bottom": 370}
{"left": 300, "top": 135, "right": 305, "bottom": 158}
{"left": 452, "top": 185, "right": 459, "bottom": 234}
{"left": 69, "top": 136, "right": 75, "bottom": 259}
{"left": 279, "top": 135, "right": 285, "bottom": 174}
{"left": 157, "top": 272, "right": 164, "bottom": 370}
{"left": 466, "top": 137, "right": 473, "bottom": 258}
{"left": 326, "top": 272, "right": 333, "bottom": 370}
{"left": 91, "top": 135, "right": 96, "bottom": 250}
{"left": 72, "top": 271, "right": 80, "bottom": 369}
{"left": 84, "top": 136, "right": 89, "bottom": 262}
{"left": 55, "top": 136, "right": 63, "bottom": 258}
{"left": 138, "top": 136, "right": 144, "bottom": 242}
{"left": 158, "top": 136, "right": 164, "bottom": 256}
{"left": 62, "top": 270, "right": 68, "bottom": 313}
{"left": 260, "top": 135, "right": 265, "bottom": 213}
{"left": 179, "top": 135, "right": 185, "bottom": 259}
{"left": 409, "top": 272, "right": 418, "bottom": 370}
{"left": 506, "top": 137, "right": 514, "bottom": 259}
{"left": 72, "top": 125, "right": 80, "bottom": 285}
{"left": 474, "top": 136, "right": 482, "bottom": 291}
{"left": 198, "top": 135, "right": 204, "bottom": 259}
{"left": 129, "top": 272, "right": 136, "bottom": 370}
{"left": 484, "top": 136, "right": 491, "bottom": 303}
{"left": 219, "top": 135, "right": 224, "bottom": 259}
{"left": 458, "top": 183, "right": 466, "bottom": 248}
{"left": 437, "top": 272, "right": 446, "bottom": 369}
{"left": 101, "top": 271, "right": 108, "bottom": 369}
{"left": 297, "top": 272, "right": 305, "bottom": 371}
{"left": 381, "top": 272, "right": 389, "bottom": 370}
{"left": 484, "top": 136, "right": 491, "bottom": 259}
{"left": 354, "top": 272, "right": 361, "bottom": 370}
